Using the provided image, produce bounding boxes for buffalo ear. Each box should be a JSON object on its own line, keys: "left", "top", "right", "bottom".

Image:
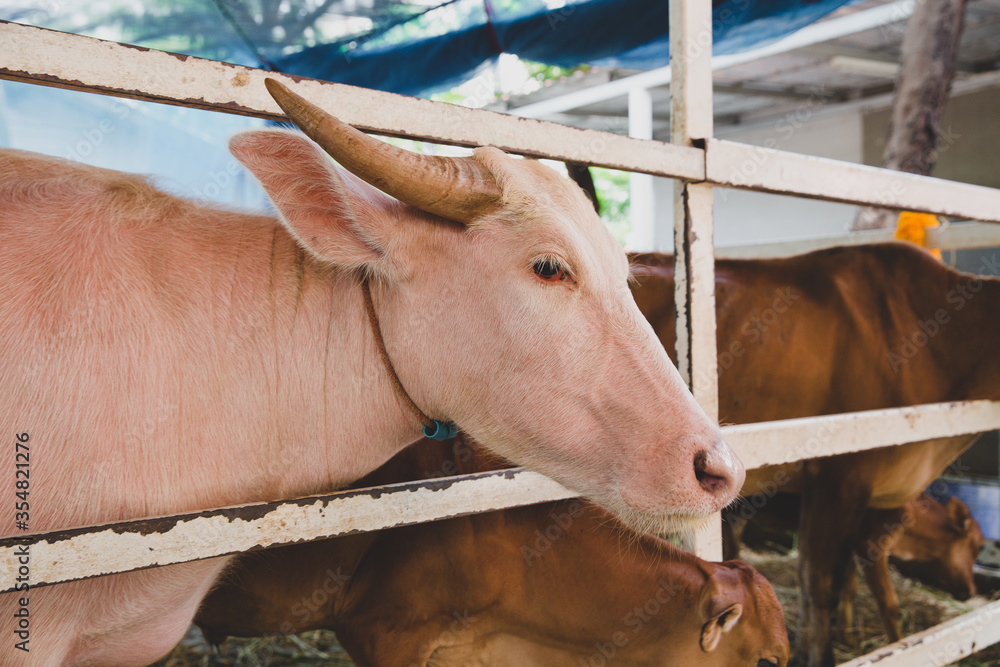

{"left": 230, "top": 129, "right": 394, "bottom": 271}
{"left": 700, "top": 603, "right": 743, "bottom": 652}
{"left": 947, "top": 498, "right": 974, "bottom": 535}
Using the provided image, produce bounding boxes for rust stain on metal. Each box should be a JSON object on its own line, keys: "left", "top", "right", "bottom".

{"left": 0, "top": 67, "right": 89, "bottom": 90}
{"left": 0, "top": 468, "right": 532, "bottom": 549}
{"left": 0, "top": 68, "right": 276, "bottom": 120}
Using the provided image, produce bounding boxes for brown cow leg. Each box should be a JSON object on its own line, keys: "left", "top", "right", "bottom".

{"left": 856, "top": 507, "right": 907, "bottom": 643}
{"left": 836, "top": 559, "right": 860, "bottom": 647}
{"left": 795, "top": 461, "right": 872, "bottom": 667}
{"left": 862, "top": 551, "right": 904, "bottom": 642}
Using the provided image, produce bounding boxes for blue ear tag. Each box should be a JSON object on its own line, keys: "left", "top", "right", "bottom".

{"left": 424, "top": 420, "right": 458, "bottom": 441}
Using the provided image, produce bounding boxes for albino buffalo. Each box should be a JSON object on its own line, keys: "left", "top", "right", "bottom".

{"left": 0, "top": 80, "right": 742, "bottom": 665}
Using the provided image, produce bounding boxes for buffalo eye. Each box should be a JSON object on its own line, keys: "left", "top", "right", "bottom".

{"left": 533, "top": 257, "right": 568, "bottom": 283}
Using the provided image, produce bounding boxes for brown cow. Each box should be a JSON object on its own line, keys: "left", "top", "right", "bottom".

{"left": 630, "top": 245, "right": 999, "bottom": 667}
{"left": 196, "top": 436, "right": 789, "bottom": 667}
{"left": 0, "top": 82, "right": 741, "bottom": 665}
{"left": 724, "top": 492, "right": 985, "bottom": 642}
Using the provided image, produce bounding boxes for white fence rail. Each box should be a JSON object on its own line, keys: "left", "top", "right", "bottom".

{"left": 6, "top": 20, "right": 1000, "bottom": 222}
{"left": 730, "top": 400, "right": 1000, "bottom": 470}
{"left": 0, "top": 20, "right": 704, "bottom": 179}
{"left": 706, "top": 138, "right": 1000, "bottom": 223}
{"left": 838, "top": 600, "right": 1000, "bottom": 667}
{"left": 0, "top": 470, "right": 576, "bottom": 592}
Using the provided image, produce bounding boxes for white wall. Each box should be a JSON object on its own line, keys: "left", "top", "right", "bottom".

{"left": 645, "top": 108, "right": 864, "bottom": 252}
{"left": 0, "top": 80, "right": 272, "bottom": 212}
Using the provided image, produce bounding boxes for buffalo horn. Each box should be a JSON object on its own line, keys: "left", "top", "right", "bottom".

{"left": 265, "top": 78, "right": 501, "bottom": 223}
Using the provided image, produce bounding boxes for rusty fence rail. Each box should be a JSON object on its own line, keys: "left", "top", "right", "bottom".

{"left": 0, "top": 20, "right": 704, "bottom": 180}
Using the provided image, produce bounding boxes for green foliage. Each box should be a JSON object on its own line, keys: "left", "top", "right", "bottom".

{"left": 591, "top": 167, "right": 631, "bottom": 246}
{"left": 522, "top": 60, "right": 591, "bottom": 84}
{"left": 430, "top": 88, "right": 478, "bottom": 105}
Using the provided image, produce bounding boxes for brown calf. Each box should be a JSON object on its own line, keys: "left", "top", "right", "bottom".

{"left": 196, "top": 437, "right": 789, "bottom": 667}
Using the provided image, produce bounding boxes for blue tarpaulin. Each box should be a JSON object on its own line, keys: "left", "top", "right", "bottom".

{"left": 2, "top": 0, "right": 860, "bottom": 98}
{"left": 276, "top": 0, "right": 858, "bottom": 96}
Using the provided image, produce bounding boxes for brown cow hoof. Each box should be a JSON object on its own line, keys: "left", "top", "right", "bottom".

{"left": 837, "top": 627, "right": 859, "bottom": 649}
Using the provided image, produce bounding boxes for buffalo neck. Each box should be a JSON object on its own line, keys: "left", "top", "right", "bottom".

{"left": 256, "top": 222, "right": 426, "bottom": 499}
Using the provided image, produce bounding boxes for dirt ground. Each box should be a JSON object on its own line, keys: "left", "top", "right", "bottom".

{"left": 156, "top": 549, "right": 1000, "bottom": 666}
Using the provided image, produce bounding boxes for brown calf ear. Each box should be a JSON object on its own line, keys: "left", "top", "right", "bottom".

{"left": 230, "top": 129, "right": 393, "bottom": 271}
{"left": 947, "top": 498, "right": 974, "bottom": 535}
{"left": 700, "top": 603, "right": 743, "bottom": 652}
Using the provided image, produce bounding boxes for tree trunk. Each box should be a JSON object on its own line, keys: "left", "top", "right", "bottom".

{"left": 852, "top": 0, "right": 967, "bottom": 230}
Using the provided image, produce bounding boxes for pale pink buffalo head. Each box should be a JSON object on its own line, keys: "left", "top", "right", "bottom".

{"left": 230, "top": 79, "right": 744, "bottom": 532}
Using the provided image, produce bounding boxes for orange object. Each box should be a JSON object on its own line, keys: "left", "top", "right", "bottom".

{"left": 895, "top": 211, "right": 942, "bottom": 260}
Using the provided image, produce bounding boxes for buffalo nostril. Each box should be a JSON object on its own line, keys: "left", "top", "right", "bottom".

{"left": 694, "top": 450, "right": 728, "bottom": 494}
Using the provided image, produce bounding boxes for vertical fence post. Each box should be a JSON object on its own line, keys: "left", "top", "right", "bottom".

{"left": 670, "top": 0, "right": 722, "bottom": 560}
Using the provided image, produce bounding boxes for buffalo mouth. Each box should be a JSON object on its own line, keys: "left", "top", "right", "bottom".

{"left": 608, "top": 500, "right": 718, "bottom": 537}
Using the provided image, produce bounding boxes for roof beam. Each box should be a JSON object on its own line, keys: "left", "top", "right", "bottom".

{"left": 806, "top": 42, "right": 984, "bottom": 72}
{"left": 800, "top": 43, "right": 902, "bottom": 63}
{"left": 719, "top": 69, "right": 999, "bottom": 131}
{"left": 509, "top": 0, "right": 917, "bottom": 119}
{"left": 714, "top": 82, "right": 844, "bottom": 100}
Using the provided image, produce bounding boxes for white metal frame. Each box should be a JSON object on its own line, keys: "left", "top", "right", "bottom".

{"left": 511, "top": 0, "right": 919, "bottom": 119}
{"left": 2, "top": 8, "right": 1000, "bottom": 664}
